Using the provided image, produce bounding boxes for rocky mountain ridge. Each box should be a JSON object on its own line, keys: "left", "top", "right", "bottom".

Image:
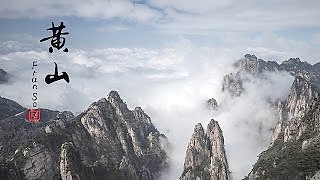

{"left": 222, "top": 54, "right": 320, "bottom": 97}
{"left": 0, "top": 91, "right": 168, "bottom": 180}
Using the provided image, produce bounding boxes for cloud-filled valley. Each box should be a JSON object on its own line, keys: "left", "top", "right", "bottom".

{"left": 0, "top": 39, "right": 301, "bottom": 179}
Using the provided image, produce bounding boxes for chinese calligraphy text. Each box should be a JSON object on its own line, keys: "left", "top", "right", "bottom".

{"left": 40, "top": 21, "right": 70, "bottom": 84}
{"left": 40, "top": 22, "right": 69, "bottom": 53}
{"left": 45, "top": 62, "right": 70, "bottom": 84}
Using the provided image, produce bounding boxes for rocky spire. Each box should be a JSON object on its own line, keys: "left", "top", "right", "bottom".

{"left": 180, "top": 119, "right": 230, "bottom": 180}
{"left": 222, "top": 73, "right": 244, "bottom": 97}
{"left": 207, "top": 98, "right": 218, "bottom": 111}
{"left": 60, "top": 142, "right": 80, "bottom": 180}
{"left": 0, "top": 68, "right": 8, "bottom": 84}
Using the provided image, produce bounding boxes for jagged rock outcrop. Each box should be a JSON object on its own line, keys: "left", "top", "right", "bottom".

{"left": 180, "top": 119, "right": 230, "bottom": 180}
{"left": 268, "top": 76, "right": 320, "bottom": 145}
{"left": 281, "top": 58, "right": 320, "bottom": 84}
{"left": 222, "top": 54, "right": 320, "bottom": 97}
{"left": 0, "top": 68, "right": 8, "bottom": 84}
{"left": 234, "top": 54, "right": 282, "bottom": 75}
{"left": 222, "top": 73, "right": 244, "bottom": 97}
{"left": 207, "top": 98, "right": 218, "bottom": 111}
{"left": 0, "top": 91, "right": 168, "bottom": 180}
{"left": 222, "top": 54, "right": 282, "bottom": 96}
{"left": 60, "top": 142, "right": 80, "bottom": 180}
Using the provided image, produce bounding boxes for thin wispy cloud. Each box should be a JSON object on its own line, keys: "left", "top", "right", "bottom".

{"left": 1, "top": 0, "right": 320, "bottom": 33}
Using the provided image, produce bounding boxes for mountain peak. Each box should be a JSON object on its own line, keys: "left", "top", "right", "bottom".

{"left": 194, "top": 123, "right": 204, "bottom": 134}
{"left": 107, "top": 90, "right": 125, "bottom": 104}
{"left": 108, "top": 90, "right": 120, "bottom": 98}
{"left": 244, "top": 54, "right": 258, "bottom": 61}
{"left": 181, "top": 120, "right": 230, "bottom": 180}
{"left": 287, "top": 57, "right": 301, "bottom": 63}
{"left": 207, "top": 119, "right": 221, "bottom": 133}
{"left": 207, "top": 98, "right": 218, "bottom": 111}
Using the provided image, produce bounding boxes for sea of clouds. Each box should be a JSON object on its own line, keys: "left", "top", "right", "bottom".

{"left": 0, "top": 39, "right": 298, "bottom": 179}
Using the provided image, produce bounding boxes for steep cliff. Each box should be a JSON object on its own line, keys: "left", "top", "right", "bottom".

{"left": 246, "top": 92, "right": 320, "bottom": 180}
{"left": 245, "top": 66, "right": 320, "bottom": 179}
{"left": 180, "top": 119, "right": 230, "bottom": 180}
{"left": 0, "top": 91, "right": 168, "bottom": 179}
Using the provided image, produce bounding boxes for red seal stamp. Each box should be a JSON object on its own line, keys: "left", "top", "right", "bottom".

{"left": 27, "top": 109, "right": 41, "bottom": 123}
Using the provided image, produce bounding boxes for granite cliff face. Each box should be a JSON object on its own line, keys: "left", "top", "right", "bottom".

{"left": 246, "top": 85, "right": 320, "bottom": 179}
{"left": 231, "top": 55, "right": 320, "bottom": 180}
{"left": 0, "top": 91, "right": 168, "bottom": 180}
{"left": 180, "top": 119, "right": 230, "bottom": 180}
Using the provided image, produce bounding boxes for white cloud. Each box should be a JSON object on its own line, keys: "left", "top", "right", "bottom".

{"left": 150, "top": 0, "right": 320, "bottom": 33}
{"left": 0, "top": 0, "right": 161, "bottom": 23}
{"left": 1, "top": 0, "right": 320, "bottom": 33}
{"left": 214, "top": 71, "right": 294, "bottom": 179}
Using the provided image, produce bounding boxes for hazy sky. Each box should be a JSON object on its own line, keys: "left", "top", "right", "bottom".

{"left": 0, "top": 0, "right": 320, "bottom": 60}
{"left": 0, "top": 0, "right": 319, "bottom": 179}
